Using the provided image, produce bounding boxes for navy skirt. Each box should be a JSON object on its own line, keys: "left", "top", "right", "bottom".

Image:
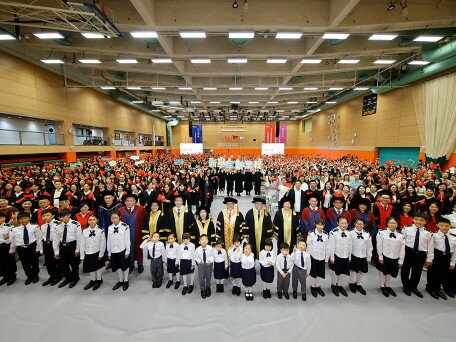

{"left": 83, "top": 252, "right": 105, "bottom": 273}
{"left": 167, "top": 258, "right": 178, "bottom": 274}
{"left": 260, "top": 265, "right": 274, "bottom": 283}
{"left": 329, "top": 255, "right": 350, "bottom": 276}
{"left": 214, "top": 261, "right": 226, "bottom": 280}
{"left": 349, "top": 255, "right": 368, "bottom": 273}
{"left": 242, "top": 267, "right": 256, "bottom": 287}
{"left": 230, "top": 261, "right": 242, "bottom": 278}
{"left": 310, "top": 256, "right": 326, "bottom": 279}
{"left": 377, "top": 255, "right": 399, "bottom": 278}
{"left": 111, "top": 250, "right": 130, "bottom": 272}
{"left": 180, "top": 259, "right": 193, "bottom": 275}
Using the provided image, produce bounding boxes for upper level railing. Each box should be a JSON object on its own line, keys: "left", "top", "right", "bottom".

{"left": 0, "top": 128, "right": 64, "bottom": 145}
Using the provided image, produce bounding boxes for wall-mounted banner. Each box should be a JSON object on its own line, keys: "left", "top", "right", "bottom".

{"left": 264, "top": 123, "right": 276, "bottom": 143}
{"left": 191, "top": 124, "right": 203, "bottom": 143}
{"left": 278, "top": 123, "right": 287, "bottom": 144}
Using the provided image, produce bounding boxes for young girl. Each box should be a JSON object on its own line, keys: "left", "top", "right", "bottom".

{"left": 241, "top": 243, "right": 256, "bottom": 301}
{"left": 80, "top": 213, "right": 106, "bottom": 291}
{"left": 259, "top": 238, "right": 275, "bottom": 299}
{"left": 329, "top": 216, "right": 352, "bottom": 297}
{"left": 164, "top": 233, "right": 180, "bottom": 289}
{"left": 140, "top": 232, "right": 165, "bottom": 288}
{"left": 307, "top": 218, "right": 330, "bottom": 298}
{"left": 213, "top": 239, "right": 228, "bottom": 293}
{"left": 176, "top": 232, "right": 196, "bottom": 295}
{"left": 377, "top": 217, "right": 405, "bottom": 297}
{"left": 107, "top": 211, "right": 131, "bottom": 291}
{"left": 228, "top": 235, "right": 242, "bottom": 296}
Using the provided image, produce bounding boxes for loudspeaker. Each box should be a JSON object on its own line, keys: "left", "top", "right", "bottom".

{"left": 189, "top": 121, "right": 192, "bottom": 137}
{"left": 275, "top": 121, "right": 280, "bottom": 137}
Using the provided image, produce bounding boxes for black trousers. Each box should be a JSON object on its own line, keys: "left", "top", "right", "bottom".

{"left": 16, "top": 242, "right": 39, "bottom": 279}
{"left": 43, "top": 242, "right": 61, "bottom": 279}
{"left": 401, "top": 246, "right": 427, "bottom": 289}
{"left": 59, "top": 242, "right": 79, "bottom": 281}
{"left": 0, "top": 243, "right": 17, "bottom": 280}
{"left": 427, "top": 249, "right": 451, "bottom": 292}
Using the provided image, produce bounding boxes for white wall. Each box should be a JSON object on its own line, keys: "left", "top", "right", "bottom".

{"left": 0, "top": 117, "right": 48, "bottom": 145}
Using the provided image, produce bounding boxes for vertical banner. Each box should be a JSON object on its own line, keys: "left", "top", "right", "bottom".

{"left": 191, "top": 124, "right": 203, "bottom": 143}
{"left": 278, "top": 123, "right": 287, "bottom": 144}
{"left": 264, "top": 124, "right": 276, "bottom": 143}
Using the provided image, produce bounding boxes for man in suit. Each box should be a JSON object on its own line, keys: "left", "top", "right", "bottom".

{"left": 287, "top": 180, "right": 306, "bottom": 216}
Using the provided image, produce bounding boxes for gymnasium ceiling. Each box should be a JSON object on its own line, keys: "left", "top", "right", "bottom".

{"left": 0, "top": 0, "right": 455, "bottom": 122}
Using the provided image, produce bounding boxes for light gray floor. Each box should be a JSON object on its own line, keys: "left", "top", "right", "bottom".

{"left": 1, "top": 191, "right": 455, "bottom": 342}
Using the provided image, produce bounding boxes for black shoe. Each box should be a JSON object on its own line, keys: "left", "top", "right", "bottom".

{"left": 387, "top": 287, "right": 397, "bottom": 297}
{"left": 349, "top": 283, "right": 357, "bottom": 293}
{"left": 216, "top": 284, "right": 220, "bottom": 293}
{"left": 357, "top": 285, "right": 367, "bottom": 295}
{"left": 220, "top": 284, "right": 225, "bottom": 293}
{"left": 123, "top": 281, "right": 129, "bottom": 291}
{"left": 112, "top": 281, "right": 123, "bottom": 291}
{"left": 93, "top": 279, "right": 102, "bottom": 290}
{"left": 157, "top": 281, "right": 163, "bottom": 288}
{"left": 32, "top": 277, "right": 39, "bottom": 284}
{"left": 311, "top": 287, "right": 317, "bottom": 298}
{"left": 411, "top": 288, "right": 423, "bottom": 298}
{"left": 245, "top": 293, "right": 249, "bottom": 301}
{"left": 292, "top": 291, "right": 298, "bottom": 299}
{"left": 69, "top": 279, "right": 79, "bottom": 288}
{"left": 250, "top": 293, "right": 254, "bottom": 301}
{"left": 25, "top": 278, "right": 33, "bottom": 285}
{"left": 236, "top": 286, "right": 241, "bottom": 296}
{"left": 426, "top": 288, "right": 439, "bottom": 299}
{"left": 331, "top": 285, "right": 339, "bottom": 297}
{"left": 51, "top": 276, "right": 62, "bottom": 286}
{"left": 42, "top": 277, "right": 53, "bottom": 286}
{"left": 403, "top": 287, "right": 411, "bottom": 296}
{"left": 166, "top": 280, "right": 173, "bottom": 289}
{"left": 6, "top": 278, "right": 16, "bottom": 286}
{"left": 58, "top": 278, "right": 70, "bottom": 288}
{"left": 437, "top": 290, "right": 447, "bottom": 300}
{"left": 152, "top": 282, "right": 157, "bottom": 288}
{"left": 0, "top": 278, "right": 7, "bottom": 286}
{"left": 284, "top": 292, "right": 290, "bottom": 300}
{"left": 188, "top": 285, "right": 194, "bottom": 294}
{"left": 84, "top": 281, "right": 95, "bottom": 290}
{"left": 338, "top": 286, "right": 348, "bottom": 297}
{"left": 316, "top": 287, "right": 325, "bottom": 297}
{"left": 138, "top": 264, "right": 144, "bottom": 274}
{"left": 201, "top": 289, "right": 207, "bottom": 299}
{"left": 302, "top": 293, "right": 307, "bottom": 301}
{"left": 381, "top": 287, "right": 390, "bottom": 297}
{"left": 444, "top": 289, "right": 454, "bottom": 298}
{"left": 266, "top": 289, "right": 271, "bottom": 298}
{"left": 182, "top": 286, "right": 188, "bottom": 295}
{"left": 232, "top": 286, "right": 237, "bottom": 295}
{"left": 174, "top": 281, "right": 180, "bottom": 289}
{"left": 206, "top": 287, "right": 211, "bottom": 297}
{"left": 278, "top": 291, "right": 283, "bottom": 299}
{"left": 263, "top": 290, "right": 268, "bottom": 299}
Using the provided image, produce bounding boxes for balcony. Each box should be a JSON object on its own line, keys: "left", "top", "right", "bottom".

{"left": 0, "top": 128, "right": 64, "bottom": 145}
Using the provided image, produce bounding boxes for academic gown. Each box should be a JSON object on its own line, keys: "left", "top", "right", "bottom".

{"left": 273, "top": 208, "right": 300, "bottom": 251}
{"left": 253, "top": 171, "right": 263, "bottom": 195}
{"left": 226, "top": 173, "right": 235, "bottom": 193}
{"left": 139, "top": 190, "right": 158, "bottom": 208}
{"left": 141, "top": 210, "right": 165, "bottom": 241}
{"left": 300, "top": 207, "right": 326, "bottom": 234}
{"left": 216, "top": 209, "right": 244, "bottom": 250}
{"left": 347, "top": 209, "right": 377, "bottom": 236}
{"left": 324, "top": 207, "right": 348, "bottom": 233}
{"left": 118, "top": 205, "right": 147, "bottom": 263}
{"left": 243, "top": 172, "right": 254, "bottom": 193}
{"left": 218, "top": 171, "right": 226, "bottom": 190}
{"left": 97, "top": 202, "right": 124, "bottom": 234}
{"left": 234, "top": 172, "right": 244, "bottom": 194}
{"left": 243, "top": 208, "right": 274, "bottom": 259}
{"left": 162, "top": 208, "right": 196, "bottom": 244}
{"left": 194, "top": 219, "right": 217, "bottom": 247}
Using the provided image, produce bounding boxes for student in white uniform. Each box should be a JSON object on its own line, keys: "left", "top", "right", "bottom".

{"left": 177, "top": 232, "right": 196, "bottom": 295}
{"left": 228, "top": 235, "right": 243, "bottom": 296}
{"left": 140, "top": 231, "right": 165, "bottom": 288}
{"left": 276, "top": 242, "right": 293, "bottom": 300}
{"left": 80, "top": 213, "right": 106, "bottom": 291}
{"left": 259, "top": 238, "right": 275, "bottom": 299}
{"left": 40, "top": 209, "right": 62, "bottom": 286}
{"left": 241, "top": 243, "right": 256, "bottom": 301}
{"left": 213, "top": 239, "right": 228, "bottom": 293}
{"left": 307, "top": 218, "right": 330, "bottom": 298}
{"left": 164, "top": 233, "right": 180, "bottom": 289}
{"left": 291, "top": 239, "right": 311, "bottom": 301}
{"left": 329, "top": 216, "right": 352, "bottom": 297}
{"left": 195, "top": 234, "right": 214, "bottom": 298}
{"left": 0, "top": 211, "right": 17, "bottom": 286}
{"left": 349, "top": 218, "right": 373, "bottom": 295}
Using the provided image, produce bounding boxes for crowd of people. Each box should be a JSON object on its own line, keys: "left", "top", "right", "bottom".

{"left": 0, "top": 153, "right": 455, "bottom": 301}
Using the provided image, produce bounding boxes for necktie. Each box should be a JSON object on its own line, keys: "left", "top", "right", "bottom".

{"left": 266, "top": 252, "right": 271, "bottom": 257}
{"left": 337, "top": 210, "right": 341, "bottom": 215}
{"left": 228, "top": 211, "right": 232, "bottom": 222}
{"left": 413, "top": 228, "right": 420, "bottom": 252}
{"left": 89, "top": 230, "right": 96, "bottom": 237}
{"left": 152, "top": 243, "right": 156, "bottom": 258}
{"left": 300, "top": 252, "right": 304, "bottom": 267}
{"left": 384, "top": 206, "right": 388, "bottom": 211}
{"left": 46, "top": 224, "right": 51, "bottom": 242}
{"left": 62, "top": 224, "right": 68, "bottom": 244}
{"left": 283, "top": 256, "right": 287, "bottom": 271}
{"left": 170, "top": 244, "right": 173, "bottom": 249}
{"left": 113, "top": 226, "right": 119, "bottom": 234}
{"left": 444, "top": 235, "right": 450, "bottom": 254}
{"left": 257, "top": 211, "right": 261, "bottom": 220}
{"left": 218, "top": 251, "right": 222, "bottom": 255}
{"left": 357, "top": 232, "right": 364, "bottom": 239}
{"left": 177, "top": 208, "right": 180, "bottom": 217}
{"left": 184, "top": 246, "right": 188, "bottom": 251}
{"left": 203, "top": 249, "right": 206, "bottom": 263}
{"left": 389, "top": 232, "right": 396, "bottom": 239}
{"left": 317, "top": 235, "right": 323, "bottom": 242}
{"left": 23, "top": 225, "right": 29, "bottom": 245}
{"left": 341, "top": 232, "right": 347, "bottom": 238}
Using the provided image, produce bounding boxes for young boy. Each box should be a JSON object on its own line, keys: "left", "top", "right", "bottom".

{"left": 426, "top": 217, "right": 456, "bottom": 299}
{"left": 177, "top": 232, "right": 196, "bottom": 295}
{"left": 53, "top": 209, "right": 82, "bottom": 288}
{"left": 194, "top": 234, "right": 214, "bottom": 298}
{"left": 213, "top": 239, "right": 228, "bottom": 293}
{"left": 329, "top": 217, "right": 352, "bottom": 297}
{"left": 348, "top": 218, "right": 373, "bottom": 295}
{"left": 40, "top": 209, "right": 62, "bottom": 286}
{"left": 140, "top": 232, "right": 165, "bottom": 288}
{"left": 228, "top": 235, "right": 243, "bottom": 296}
{"left": 10, "top": 212, "right": 41, "bottom": 285}
{"left": 401, "top": 213, "right": 434, "bottom": 297}
{"left": 164, "top": 233, "right": 180, "bottom": 289}
{"left": 307, "top": 218, "right": 330, "bottom": 297}
{"left": 259, "top": 238, "right": 275, "bottom": 299}
{"left": 0, "top": 212, "right": 17, "bottom": 286}
{"left": 291, "top": 239, "right": 311, "bottom": 301}
{"left": 276, "top": 242, "right": 294, "bottom": 299}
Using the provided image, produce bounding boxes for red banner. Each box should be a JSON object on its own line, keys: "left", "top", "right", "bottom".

{"left": 264, "top": 124, "right": 276, "bottom": 143}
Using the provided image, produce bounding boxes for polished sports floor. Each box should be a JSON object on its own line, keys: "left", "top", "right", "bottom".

{"left": 1, "top": 192, "right": 455, "bottom": 342}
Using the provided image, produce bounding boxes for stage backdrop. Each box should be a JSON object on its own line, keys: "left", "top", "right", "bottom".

{"left": 264, "top": 124, "right": 275, "bottom": 143}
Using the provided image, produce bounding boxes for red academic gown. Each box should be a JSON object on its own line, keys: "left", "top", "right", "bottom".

{"left": 118, "top": 205, "right": 147, "bottom": 262}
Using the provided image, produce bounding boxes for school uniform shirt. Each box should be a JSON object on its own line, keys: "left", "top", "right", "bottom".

{"left": 402, "top": 224, "right": 434, "bottom": 262}
{"left": 307, "top": 230, "right": 330, "bottom": 262}
{"left": 377, "top": 229, "right": 405, "bottom": 264}
{"left": 276, "top": 253, "right": 294, "bottom": 275}
{"left": 241, "top": 253, "right": 255, "bottom": 270}
{"left": 177, "top": 242, "right": 196, "bottom": 266}
{"left": 80, "top": 226, "right": 106, "bottom": 259}
{"left": 40, "top": 219, "right": 60, "bottom": 245}
{"left": 0, "top": 223, "right": 12, "bottom": 244}
{"left": 430, "top": 231, "right": 456, "bottom": 267}
{"left": 106, "top": 222, "right": 130, "bottom": 256}
{"left": 52, "top": 220, "right": 82, "bottom": 255}
{"left": 194, "top": 245, "right": 214, "bottom": 264}
{"left": 165, "top": 242, "right": 180, "bottom": 260}
{"left": 292, "top": 249, "right": 312, "bottom": 273}
{"left": 140, "top": 240, "right": 165, "bottom": 259}
{"left": 228, "top": 245, "right": 242, "bottom": 263}
{"left": 443, "top": 212, "right": 456, "bottom": 228}
{"left": 329, "top": 228, "right": 352, "bottom": 261}
{"left": 259, "top": 249, "right": 276, "bottom": 268}
{"left": 9, "top": 223, "right": 42, "bottom": 253}
{"left": 349, "top": 229, "right": 373, "bottom": 262}
{"left": 213, "top": 248, "right": 228, "bottom": 268}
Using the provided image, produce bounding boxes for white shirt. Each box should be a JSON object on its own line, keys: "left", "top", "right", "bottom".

{"left": 377, "top": 229, "right": 405, "bottom": 263}
{"left": 430, "top": 230, "right": 456, "bottom": 267}
{"left": 53, "top": 220, "right": 82, "bottom": 255}
{"left": 106, "top": 222, "right": 130, "bottom": 256}
{"left": 0, "top": 223, "right": 12, "bottom": 244}
{"left": 307, "top": 230, "right": 330, "bottom": 261}
{"left": 177, "top": 242, "right": 195, "bottom": 265}
{"left": 349, "top": 229, "right": 373, "bottom": 261}
{"left": 329, "top": 228, "right": 352, "bottom": 260}
{"left": 291, "top": 249, "right": 311, "bottom": 273}
{"left": 40, "top": 220, "right": 60, "bottom": 243}
{"left": 195, "top": 245, "right": 214, "bottom": 264}
{"left": 443, "top": 212, "right": 456, "bottom": 228}
{"left": 278, "top": 184, "right": 291, "bottom": 200}
{"left": 259, "top": 249, "right": 276, "bottom": 268}
{"left": 402, "top": 224, "right": 434, "bottom": 262}
{"left": 140, "top": 240, "right": 165, "bottom": 259}
{"left": 241, "top": 253, "right": 255, "bottom": 270}
{"left": 228, "top": 245, "right": 242, "bottom": 263}
{"left": 276, "top": 253, "right": 294, "bottom": 274}
{"left": 9, "top": 223, "right": 42, "bottom": 253}
{"left": 80, "top": 225, "right": 106, "bottom": 259}
{"left": 165, "top": 242, "right": 179, "bottom": 260}
{"left": 293, "top": 188, "right": 302, "bottom": 213}
{"left": 213, "top": 248, "right": 228, "bottom": 268}
{"left": 53, "top": 189, "right": 63, "bottom": 207}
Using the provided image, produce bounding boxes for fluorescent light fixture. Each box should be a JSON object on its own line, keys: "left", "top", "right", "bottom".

{"left": 329, "top": 87, "right": 344, "bottom": 90}
{"left": 413, "top": 35, "right": 444, "bottom": 42}
{"left": 116, "top": 59, "right": 138, "bottom": 64}
{"left": 34, "top": 32, "right": 63, "bottom": 39}
{"left": 210, "top": 101, "right": 220, "bottom": 104}
{"left": 306, "top": 101, "right": 317, "bottom": 104}
{"left": 40, "top": 59, "right": 64, "bottom": 64}
{"left": 408, "top": 60, "right": 430, "bottom": 65}
{"left": 190, "top": 101, "right": 201, "bottom": 104}
{"left": 249, "top": 101, "right": 259, "bottom": 104}
{"left": 100, "top": 86, "right": 115, "bottom": 90}
{"left": 78, "top": 59, "right": 101, "bottom": 64}
{"left": 255, "top": 87, "right": 269, "bottom": 90}
{"left": 369, "top": 34, "right": 398, "bottom": 41}
{"left": 191, "top": 58, "right": 211, "bottom": 64}
{"left": 338, "top": 59, "right": 360, "bottom": 64}
{"left": 267, "top": 58, "right": 287, "bottom": 64}
{"left": 178, "top": 87, "right": 192, "bottom": 90}
{"left": 276, "top": 110, "right": 285, "bottom": 113}
{"left": 0, "top": 33, "right": 15, "bottom": 40}
{"left": 304, "top": 87, "right": 319, "bottom": 90}
{"left": 322, "top": 32, "right": 349, "bottom": 40}
{"left": 326, "top": 101, "right": 337, "bottom": 104}
{"left": 229, "top": 32, "right": 255, "bottom": 39}
{"left": 180, "top": 31, "right": 206, "bottom": 38}
{"left": 126, "top": 86, "right": 141, "bottom": 90}
{"left": 354, "top": 87, "right": 369, "bottom": 90}
{"left": 152, "top": 101, "right": 164, "bottom": 105}
{"left": 169, "top": 101, "right": 181, "bottom": 105}
{"left": 268, "top": 101, "right": 278, "bottom": 104}
{"left": 276, "top": 32, "right": 302, "bottom": 39}
{"left": 151, "top": 86, "right": 166, "bottom": 90}
{"left": 230, "top": 101, "right": 240, "bottom": 104}
{"left": 151, "top": 58, "right": 172, "bottom": 63}
{"left": 301, "top": 59, "right": 322, "bottom": 64}
{"left": 130, "top": 31, "right": 158, "bottom": 38}
{"left": 229, "top": 87, "right": 243, "bottom": 91}
{"left": 287, "top": 101, "right": 298, "bottom": 104}
{"left": 227, "top": 58, "right": 248, "bottom": 63}
{"left": 81, "top": 32, "right": 104, "bottom": 39}
{"left": 131, "top": 100, "right": 144, "bottom": 104}
{"left": 279, "top": 87, "right": 293, "bottom": 90}
{"left": 374, "top": 59, "right": 396, "bottom": 64}
{"left": 203, "top": 87, "right": 217, "bottom": 90}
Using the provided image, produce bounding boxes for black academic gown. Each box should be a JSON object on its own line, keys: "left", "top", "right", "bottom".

{"left": 162, "top": 208, "right": 196, "bottom": 244}
{"left": 234, "top": 171, "right": 244, "bottom": 194}
{"left": 141, "top": 210, "right": 166, "bottom": 242}
{"left": 243, "top": 209, "right": 274, "bottom": 259}
{"left": 273, "top": 209, "right": 300, "bottom": 252}
{"left": 193, "top": 219, "right": 217, "bottom": 247}
{"left": 226, "top": 173, "right": 235, "bottom": 194}
{"left": 244, "top": 171, "right": 253, "bottom": 193}
{"left": 253, "top": 171, "right": 263, "bottom": 195}
{"left": 215, "top": 210, "right": 244, "bottom": 249}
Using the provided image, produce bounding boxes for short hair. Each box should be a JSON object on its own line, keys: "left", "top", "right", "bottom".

{"left": 264, "top": 238, "right": 273, "bottom": 247}
{"left": 298, "top": 238, "right": 306, "bottom": 244}
{"left": 17, "top": 211, "right": 31, "bottom": 220}
{"left": 151, "top": 232, "right": 160, "bottom": 237}
{"left": 57, "top": 209, "right": 71, "bottom": 217}
{"left": 167, "top": 233, "right": 176, "bottom": 239}
{"left": 280, "top": 242, "right": 290, "bottom": 250}
{"left": 233, "top": 234, "right": 242, "bottom": 243}
{"left": 215, "top": 239, "right": 223, "bottom": 247}
{"left": 42, "top": 209, "right": 55, "bottom": 216}
{"left": 199, "top": 234, "right": 208, "bottom": 240}
{"left": 354, "top": 218, "right": 365, "bottom": 225}
{"left": 437, "top": 217, "right": 451, "bottom": 225}
{"left": 337, "top": 216, "right": 348, "bottom": 223}
{"left": 413, "top": 212, "right": 428, "bottom": 220}
{"left": 386, "top": 217, "right": 398, "bottom": 225}
{"left": 315, "top": 218, "right": 325, "bottom": 225}
{"left": 182, "top": 232, "right": 191, "bottom": 240}
{"left": 110, "top": 210, "right": 121, "bottom": 218}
